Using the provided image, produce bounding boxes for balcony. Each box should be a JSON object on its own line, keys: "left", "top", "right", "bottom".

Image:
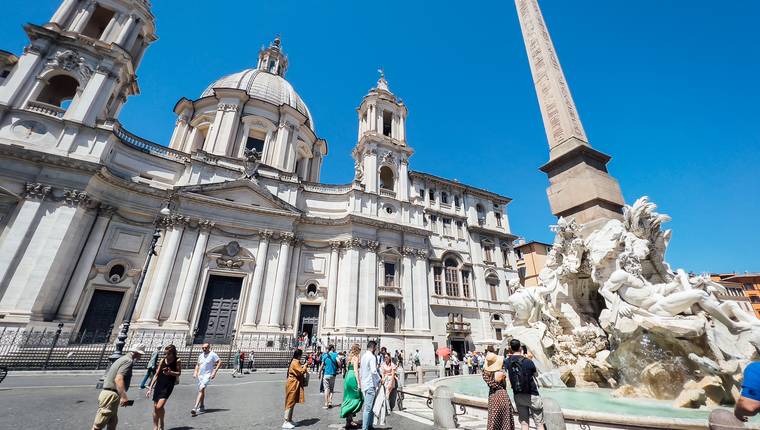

{"left": 446, "top": 320, "right": 471, "bottom": 334}
{"left": 379, "top": 188, "right": 396, "bottom": 198}
{"left": 378, "top": 285, "right": 403, "bottom": 298}
{"left": 26, "top": 100, "right": 65, "bottom": 118}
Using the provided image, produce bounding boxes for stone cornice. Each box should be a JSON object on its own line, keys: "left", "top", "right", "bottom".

{"left": 0, "top": 143, "right": 102, "bottom": 175}
{"left": 299, "top": 214, "right": 431, "bottom": 237}
{"left": 410, "top": 170, "right": 511, "bottom": 204}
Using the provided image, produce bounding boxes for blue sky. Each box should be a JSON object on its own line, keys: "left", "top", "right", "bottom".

{"left": 2, "top": 1, "right": 758, "bottom": 273}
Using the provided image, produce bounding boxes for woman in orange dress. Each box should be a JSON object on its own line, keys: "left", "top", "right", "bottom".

{"left": 283, "top": 349, "right": 307, "bottom": 429}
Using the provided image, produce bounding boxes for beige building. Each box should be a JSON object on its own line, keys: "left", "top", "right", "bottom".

{"left": 514, "top": 241, "right": 551, "bottom": 286}
{"left": 712, "top": 273, "right": 760, "bottom": 318}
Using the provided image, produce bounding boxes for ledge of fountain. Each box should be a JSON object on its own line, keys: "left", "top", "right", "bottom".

{"left": 426, "top": 376, "right": 760, "bottom": 430}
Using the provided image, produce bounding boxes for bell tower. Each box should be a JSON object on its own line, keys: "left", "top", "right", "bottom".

{"left": 0, "top": 0, "right": 157, "bottom": 126}
{"left": 353, "top": 71, "right": 413, "bottom": 201}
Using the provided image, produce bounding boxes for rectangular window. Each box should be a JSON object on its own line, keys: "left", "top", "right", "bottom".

{"left": 484, "top": 246, "right": 493, "bottom": 262}
{"left": 246, "top": 136, "right": 265, "bottom": 153}
{"left": 429, "top": 189, "right": 435, "bottom": 202}
{"left": 454, "top": 196, "right": 461, "bottom": 209}
{"left": 751, "top": 296, "right": 760, "bottom": 304}
{"left": 442, "top": 218, "right": 452, "bottom": 236}
{"left": 419, "top": 188, "right": 425, "bottom": 199}
{"left": 384, "top": 262, "right": 396, "bottom": 286}
{"left": 501, "top": 247, "right": 510, "bottom": 267}
{"left": 433, "top": 267, "right": 443, "bottom": 295}
{"left": 745, "top": 283, "right": 755, "bottom": 291}
{"left": 382, "top": 110, "right": 393, "bottom": 136}
{"left": 430, "top": 215, "right": 438, "bottom": 233}
{"left": 495, "top": 212, "right": 503, "bottom": 227}
{"left": 495, "top": 328, "right": 502, "bottom": 341}
{"left": 445, "top": 267, "right": 459, "bottom": 297}
{"left": 462, "top": 271, "right": 470, "bottom": 298}
{"left": 456, "top": 221, "right": 463, "bottom": 239}
{"left": 490, "top": 282, "right": 497, "bottom": 301}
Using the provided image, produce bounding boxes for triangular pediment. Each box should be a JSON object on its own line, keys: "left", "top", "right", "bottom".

{"left": 178, "top": 179, "right": 300, "bottom": 214}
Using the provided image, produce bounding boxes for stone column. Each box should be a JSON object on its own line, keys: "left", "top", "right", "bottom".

{"left": 324, "top": 240, "right": 341, "bottom": 328}
{"left": 173, "top": 220, "right": 213, "bottom": 324}
{"left": 210, "top": 101, "right": 241, "bottom": 156}
{"left": 336, "top": 238, "right": 360, "bottom": 329}
{"left": 50, "top": 0, "right": 78, "bottom": 28}
{"left": 71, "top": 1, "right": 96, "bottom": 33}
{"left": 401, "top": 247, "right": 415, "bottom": 330}
{"left": 268, "top": 233, "right": 294, "bottom": 327}
{"left": 64, "top": 67, "right": 116, "bottom": 127}
{"left": 57, "top": 204, "right": 116, "bottom": 319}
{"left": 168, "top": 114, "right": 190, "bottom": 151}
{"left": 0, "top": 44, "right": 47, "bottom": 107}
{"left": 413, "top": 250, "right": 431, "bottom": 330}
{"left": 359, "top": 241, "right": 379, "bottom": 329}
{"left": 363, "top": 146, "right": 378, "bottom": 193}
{"left": 0, "top": 188, "right": 93, "bottom": 321}
{"left": 282, "top": 239, "right": 302, "bottom": 328}
{"left": 0, "top": 184, "right": 50, "bottom": 289}
{"left": 114, "top": 14, "right": 136, "bottom": 46}
{"left": 140, "top": 217, "right": 187, "bottom": 323}
{"left": 243, "top": 230, "right": 272, "bottom": 325}
{"left": 398, "top": 157, "right": 409, "bottom": 202}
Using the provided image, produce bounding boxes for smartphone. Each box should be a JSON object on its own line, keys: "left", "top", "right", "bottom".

{"left": 125, "top": 400, "right": 134, "bottom": 406}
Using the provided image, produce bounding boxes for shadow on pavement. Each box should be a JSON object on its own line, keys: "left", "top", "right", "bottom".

{"left": 295, "top": 418, "right": 320, "bottom": 427}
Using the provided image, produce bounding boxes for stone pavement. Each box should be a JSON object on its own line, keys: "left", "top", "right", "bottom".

{"left": 0, "top": 370, "right": 433, "bottom": 429}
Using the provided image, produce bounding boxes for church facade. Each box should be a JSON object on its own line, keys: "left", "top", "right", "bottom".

{"left": 0, "top": 0, "right": 520, "bottom": 363}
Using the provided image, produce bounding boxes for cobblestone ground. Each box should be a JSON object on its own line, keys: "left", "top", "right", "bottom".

{"left": 0, "top": 370, "right": 433, "bottom": 430}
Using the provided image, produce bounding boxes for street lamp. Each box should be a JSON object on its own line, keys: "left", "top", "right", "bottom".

{"left": 96, "top": 201, "right": 171, "bottom": 388}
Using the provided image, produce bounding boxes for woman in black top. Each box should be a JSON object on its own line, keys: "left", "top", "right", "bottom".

{"left": 147, "top": 344, "right": 182, "bottom": 430}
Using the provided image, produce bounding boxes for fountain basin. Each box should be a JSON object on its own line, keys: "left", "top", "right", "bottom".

{"left": 427, "top": 375, "right": 760, "bottom": 430}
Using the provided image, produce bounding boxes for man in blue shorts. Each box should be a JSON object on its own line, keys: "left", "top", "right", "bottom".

{"left": 736, "top": 361, "right": 760, "bottom": 421}
{"left": 319, "top": 344, "right": 340, "bottom": 409}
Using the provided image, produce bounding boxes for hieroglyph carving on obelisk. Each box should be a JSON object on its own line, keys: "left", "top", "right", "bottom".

{"left": 515, "top": 0, "right": 589, "bottom": 159}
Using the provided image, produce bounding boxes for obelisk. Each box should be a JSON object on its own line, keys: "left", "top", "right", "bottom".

{"left": 514, "top": 0, "right": 625, "bottom": 227}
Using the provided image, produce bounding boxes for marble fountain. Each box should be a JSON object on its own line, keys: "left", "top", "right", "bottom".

{"left": 426, "top": 197, "right": 760, "bottom": 429}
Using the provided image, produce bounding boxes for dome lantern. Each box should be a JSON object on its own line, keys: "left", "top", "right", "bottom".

{"left": 257, "top": 36, "right": 288, "bottom": 78}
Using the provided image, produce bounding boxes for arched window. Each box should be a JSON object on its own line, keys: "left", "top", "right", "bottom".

{"left": 444, "top": 258, "right": 459, "bottom": 297}
{"left": 486, "top": 273, "right": 500, "bottom": 301}
{"left": 379, "top": 166, "right": 394, "bottom": 190}
{"left": 384, "top": 303, "right": 397, "bottom": 333}
{"left": 81, "top": 5, "right": 115, "bottom": 40}
{"left": 36, "top": 74, "right": 79, "bottom": 108}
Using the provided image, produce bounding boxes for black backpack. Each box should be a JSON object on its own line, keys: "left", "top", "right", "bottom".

{"left": 508, "top": 356, "right": 532, "bottom": 394}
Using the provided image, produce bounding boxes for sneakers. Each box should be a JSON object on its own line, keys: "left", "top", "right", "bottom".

{"left": 198, "top": 406, "right": 206, "bottom": 414}
{"left": 191, "top": 409, "right": 197, "bottom": 417}
{"left": 282, "top": 421, "right": 295, "bottom": 429}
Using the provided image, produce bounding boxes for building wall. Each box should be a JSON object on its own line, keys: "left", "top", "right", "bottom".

{"left": 515, "top": 241, "right": 551, "bottom": 287}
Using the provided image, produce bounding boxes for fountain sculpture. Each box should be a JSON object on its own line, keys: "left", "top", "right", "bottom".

{"left": 502, "top": 196, "right": 760, "bottom": 409}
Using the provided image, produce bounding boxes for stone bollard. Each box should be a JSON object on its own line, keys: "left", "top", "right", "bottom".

{"left": 708, "top": 409, "right": 746, "bottom": 430}
{"left": 417, "top": 367, "right": 424, "bottom": 384}
{"left": 542, "top": 397, "right": 566, "bottom": 430}
{"left": 432, "top": 385, "right": 458, "bottom": 429}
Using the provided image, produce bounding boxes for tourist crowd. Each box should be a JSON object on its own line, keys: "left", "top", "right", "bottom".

{"left": 88, "top": 334, "right": 760, "bottom": 430}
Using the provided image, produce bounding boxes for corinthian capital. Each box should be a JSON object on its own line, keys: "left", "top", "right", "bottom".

{"left": 197, "top": 219, "right": 216, "bottom": 232}
{"left": 345, "top": 238, "right": 362, "bottom": 249}
{"left": 158, "top": 214, "right": 190, "bottom": 229}
{"left": 258, "top": 230, "right": 274, "bottom": 241}
{"left": 62, "top": 189, "right": 90, "bottom": 207}
{"left": 279, "top": 232, "right": 296, "bottom": 244}
{"left": 24, "top": 183, "right": 51, "bottom": 200}
{"left": 329, "top": 240, "right": 343, "bottom": 251}
{"left": 401, "top": 246, "right": 417, "bottom": 257}
{"left": 364, "top": 240, "right": 380, "bottom": 252}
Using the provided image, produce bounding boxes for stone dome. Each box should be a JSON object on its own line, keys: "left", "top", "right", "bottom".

{"left": 201, "top": 68, "right": 314, "bottom": 130}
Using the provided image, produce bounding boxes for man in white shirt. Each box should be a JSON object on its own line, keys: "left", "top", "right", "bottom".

{"left": 192, "top": 343, "right": 221, "bottom": 416}
{"left": 359, "top": 340, "right": 380, "bottom": 430}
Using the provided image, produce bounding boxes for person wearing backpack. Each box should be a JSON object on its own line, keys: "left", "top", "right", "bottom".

{"left": 319, "top": 344, "right": 340, "bottom": 409}
{"left": 505, "top": 339, "right": 544, "bottom": 430}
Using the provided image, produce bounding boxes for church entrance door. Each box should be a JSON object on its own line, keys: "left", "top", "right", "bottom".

{"left": 78, "top": 290, "right": 123, "bottom": 343}
{"left": 194, "top": 275, "right": 242, "bottom": 344}
{"left": 297, "top": 304, "right": 320, "bottom": 341}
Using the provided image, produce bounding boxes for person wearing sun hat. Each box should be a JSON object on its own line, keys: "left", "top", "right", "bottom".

{"left": 482, "top": 351, "right": 514, "bottom": 430}
{"left": 92, "top": 343, "right": 145, "bottom": 430}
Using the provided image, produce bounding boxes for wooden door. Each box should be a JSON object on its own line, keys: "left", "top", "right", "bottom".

{"left": 78, "top": 290, "right": 124, "bottom": 343}
{"left": 194, "top": 275, "right": 242, "bottom": 344}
